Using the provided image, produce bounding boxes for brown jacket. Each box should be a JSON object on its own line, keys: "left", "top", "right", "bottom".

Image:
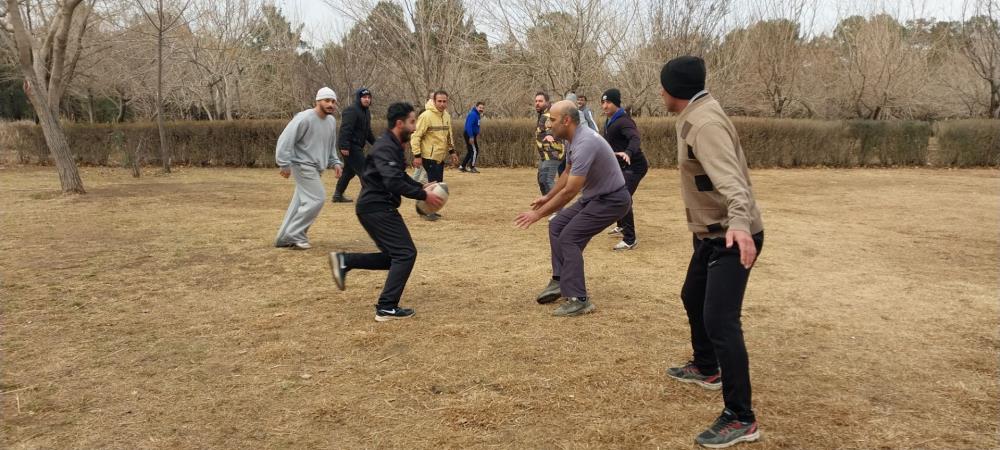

{"left": 675, "top": 94, "right": 763, "bottom": 239}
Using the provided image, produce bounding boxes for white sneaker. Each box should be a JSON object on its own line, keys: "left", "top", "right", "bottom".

{"left": 607, "top": 226, "right": 623, "bottom": 236}
{"left": 292, "top": 242, "right": 312, "bottom": 250}
{"left": 613, "top": 240, "right": 637, "bottom": 251}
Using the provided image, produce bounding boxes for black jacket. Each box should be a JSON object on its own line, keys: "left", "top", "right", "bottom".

{"left": 356, "top": 131, "right": 428, "bottom": 214}
{"left": 337, "top": 89, "right": 375, "bottom": 153}
{"left": 602, "top": 110, "right": 647, "bottom": 171}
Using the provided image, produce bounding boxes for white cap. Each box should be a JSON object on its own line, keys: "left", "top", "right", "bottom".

{"left": 315, "top": 87, "right": 337, "bottom": 102}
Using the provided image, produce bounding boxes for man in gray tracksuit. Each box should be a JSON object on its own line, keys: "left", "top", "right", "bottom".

{"left": 275, "top": 87, "right": 343, "bottom": 250}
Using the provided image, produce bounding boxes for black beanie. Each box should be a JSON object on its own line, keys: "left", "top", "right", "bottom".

{"left": 601, "top": 88, "right": 622, "bottom": 107}
{"left": 660, "top": 56, "right": 706, "bottom": 100}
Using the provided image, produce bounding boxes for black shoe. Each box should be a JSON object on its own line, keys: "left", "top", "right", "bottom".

{"left": 375, "top": 307, "right": 415, "bottom": 322}
{"left": 695, "top": 409, "right": 760, "bottom": 448}
{"left": 328, "top": 252, "right": 347, "bottom": 291}
{"left": 469, "top": 167, "right": 480, "bottom": 173}
{"left": 332, "top": 195, "right": 353, "bottom": 203}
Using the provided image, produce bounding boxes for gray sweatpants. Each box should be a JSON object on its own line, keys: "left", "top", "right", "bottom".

{"left": 549, "top": 187, "right": 632, "bottom": 298}
{"left": 275, "top": 164, "right": 325, "bottom": 246}
{"left": 537, "top": 159, "right": 561, "bottom": 195}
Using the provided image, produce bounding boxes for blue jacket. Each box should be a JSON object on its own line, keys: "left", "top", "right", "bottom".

{"left": 464, "top": 107, "right": 481, "bottom": 137}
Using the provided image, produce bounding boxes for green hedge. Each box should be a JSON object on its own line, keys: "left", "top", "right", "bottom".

{"left": 934, "top": 120, "right": 1000, "bottom": 167}
{"left": 7, "top": 118, "right": 994, "bottom": 168}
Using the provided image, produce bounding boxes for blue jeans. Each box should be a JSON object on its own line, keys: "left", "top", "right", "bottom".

{"left": 537, "top": 159, "right": 561, "bottom": 195}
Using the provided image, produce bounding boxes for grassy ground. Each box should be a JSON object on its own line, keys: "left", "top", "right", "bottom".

{"left": 1, "top": 166, "right": 997, "bottom": 449}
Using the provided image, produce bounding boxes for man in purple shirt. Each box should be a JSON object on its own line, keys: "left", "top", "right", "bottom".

{"left": 515, "top": 100, "right": 631, "bottom": 317}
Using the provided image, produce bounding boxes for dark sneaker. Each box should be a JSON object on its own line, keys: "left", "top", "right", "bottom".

{"left": 328, "top": 252, "right": 346, "bottom": 291}
{"left": 536, "top": 279, "right": 562, "bottom": 304}
{"left": 553, "top": 297, "right": 595, "bottom": 316}
{"left": 469, "top": 167, "right": 480, "bottom": 173}
{"left": 458, "top": 166, "right": 467, "bottom": 172}
{"left": 375, "top": 307, "right": 415, "bottom": 322}
{"left": 695, "top": 409, "right": 760, "bottom": 448}
{"left": 332, "top": 195, "right": 353, "bottom": 203}
{"left": 666, "top": 361, "right": 722, "bottom": 390}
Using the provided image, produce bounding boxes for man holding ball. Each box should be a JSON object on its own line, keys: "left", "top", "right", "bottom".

{"left": 329, "top": 102, "right": 445, "bottom": 322}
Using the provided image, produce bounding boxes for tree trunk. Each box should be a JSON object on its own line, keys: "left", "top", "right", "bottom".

{"left": 991, "top": 81, "right": 1000, "bottom": 119}
{"left": 28, "top": 83, "right": 85, "bottom": 193}
{"left": 222, "top": 76, "right": 232, "bottom": 120}
{"left": 86, "top": 89, "right": 95, "bottom": 123}
{"left": 116, "top": 92, "right": 128, "bottom": 123}
{"left": 156, "top": 29, "right": 170, "bottom": 173}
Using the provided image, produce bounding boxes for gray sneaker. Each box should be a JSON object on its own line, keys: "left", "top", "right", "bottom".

{"left": 536, "top": 279, "right": 561, "bottom": 304}
{"left": 553, "top": 297, "right": 595, "bottom": 316}
{"left": 695, "top": 409, "right": 760, "bottom": 448}
{"left": 666, "top": 361, "right": 722, "bottom": 390}
{"left": 328, "top": 252, "right": 346, "bottom": 291}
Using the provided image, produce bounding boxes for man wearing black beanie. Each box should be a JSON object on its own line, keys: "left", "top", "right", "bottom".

{"left": 659, "top": 55, "right": 765, "bottom": 449}
{"left": 599, "top": 88, "right": 647, "bottom": 251}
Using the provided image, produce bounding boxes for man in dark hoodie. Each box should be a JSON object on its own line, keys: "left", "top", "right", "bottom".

{"left": 600, "top": 88, "right": 648, "bottom": 251}
{"left": 328, "top": 102, "right": 445, "bottom": 322}
{"left": 332, "top": 88, "right": 375, "bottom": 203}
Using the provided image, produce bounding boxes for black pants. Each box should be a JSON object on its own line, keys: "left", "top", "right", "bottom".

{"left": 461, "top": 132, "right": 478, "bottom": 168}
{"left": 617, "top": 163, "right": 647, "bottom": 244}
{"left": 681, "top": 231, "right": 764, "bottom": 423}
{"left": 334, "top": 149, "right": 366, "bottom": 197}
{"left": 424, "top": 159, "right": 444, "bottom": 183}
{"left": 343, "top": 209, "right": 417, "bottom": 309}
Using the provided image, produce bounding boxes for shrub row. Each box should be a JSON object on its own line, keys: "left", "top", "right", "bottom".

{"left": 6, "top": 118, "right": 995, "bottom": 168}
{"left": 933, "top": 120, "right": 1000, "bottom": 167}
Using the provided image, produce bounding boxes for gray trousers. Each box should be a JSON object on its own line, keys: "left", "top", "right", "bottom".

{"left": 537, "top": 159, "right": 561, "bottom": 195}
{"left": 549, "top": 187, "right": 631, "bottom": 298}
{"left": 275, "top": 164, "right": 325, "bottom": 246}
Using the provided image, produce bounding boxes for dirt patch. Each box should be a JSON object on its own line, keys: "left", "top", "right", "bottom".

{"left": 1, "top": 167, "right": 998, "bottom": 448}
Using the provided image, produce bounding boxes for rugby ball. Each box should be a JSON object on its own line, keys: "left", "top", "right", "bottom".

{"left": 416, "top": 182, "right": 449, "bottom": 215}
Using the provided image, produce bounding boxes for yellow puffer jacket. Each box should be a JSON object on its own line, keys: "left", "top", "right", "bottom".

{"left": 411, "top": 100, "right": 455, "bottom": 162}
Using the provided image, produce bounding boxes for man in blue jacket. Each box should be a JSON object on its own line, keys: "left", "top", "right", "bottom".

{"left": 460, "top": 101, "right": 484, "bottom": 173}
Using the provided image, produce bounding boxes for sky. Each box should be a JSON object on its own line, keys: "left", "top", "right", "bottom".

{"left": 277, "top": 0, "right": 974, "bottom": 48}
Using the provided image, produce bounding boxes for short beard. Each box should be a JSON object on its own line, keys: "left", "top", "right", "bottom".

{"left": 400, "top": 130, "right": 413, "bottom": 142}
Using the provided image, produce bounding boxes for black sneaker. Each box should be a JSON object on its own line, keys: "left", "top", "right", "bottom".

{"left": 332, "top": 195, "right": 353, "bottom": 203}
{"left": 695, "top": 409, "right": 760, "bottom": 448}
{"left": 328, "top": 252, "right": 347, "bottom": 291}
{"left": 375, "top": 307, "right": 415, "bottom": 322}
{"left": 666, "top": 361, "right": 722, "bottom": 390}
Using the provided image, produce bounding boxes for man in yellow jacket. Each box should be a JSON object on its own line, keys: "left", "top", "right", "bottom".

{"left": 411, "top": 90, "right": 458, "bottom": 221}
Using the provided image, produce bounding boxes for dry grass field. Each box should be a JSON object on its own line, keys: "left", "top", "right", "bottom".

{"left": 1, "top": 166, "right": 997, "bottom": 449}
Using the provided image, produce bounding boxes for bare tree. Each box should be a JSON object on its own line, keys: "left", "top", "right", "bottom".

{"left": 959, "top": 0, "right": 1000, "bottom": 118}
{"left": 833, "top": 13, "right": 929, "bottom": 119}
{"left": 135, "top": 0, "right": 193, "bottom": 173}
{"left": 607, "top": 0, "right": 732, "bottom": 116}
{"left": 724, "top": 0, "right": 817, "bottom": 117}
{"left": 0, "top": 0, "right": 96, "bottom": 193}
{"left": 181, "top": 0, "right": 261, "bottom": 120}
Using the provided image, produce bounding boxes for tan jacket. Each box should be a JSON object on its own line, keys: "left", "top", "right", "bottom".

{"left": 411, "top": 100, "right": 455, "bottom": 162}
{"left": 675, "top": 94, "right": 763, "bottom": 239}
